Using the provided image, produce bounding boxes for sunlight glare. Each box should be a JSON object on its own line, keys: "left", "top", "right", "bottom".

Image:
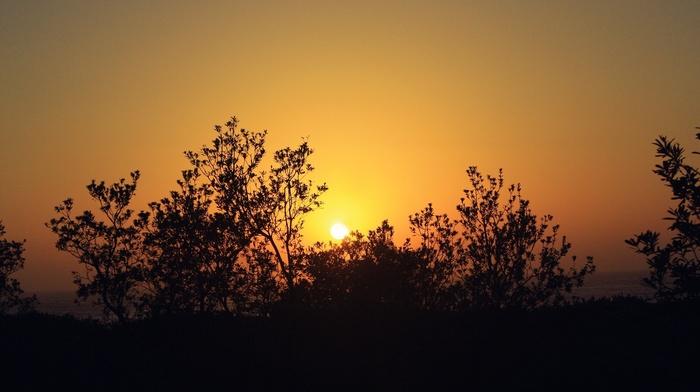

{"left": 330, "top": 223, "right": 349, "bottom": 240}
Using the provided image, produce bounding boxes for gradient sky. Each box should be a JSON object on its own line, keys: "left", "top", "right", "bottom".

{"left": 2, "top": 1, "right": 699, "bottom": 291}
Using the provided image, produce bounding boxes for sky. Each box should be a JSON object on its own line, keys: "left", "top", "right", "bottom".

{"left": 2, "top": 0, "right": 700, "bottom": 292}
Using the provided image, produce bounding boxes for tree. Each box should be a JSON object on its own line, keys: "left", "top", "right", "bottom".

{"left": 47, "top": 172, "right": 144, "bottom": 323}
{"left": 251, "top": 142, "right": 328, "bottom": 300}
{"left": 304, "top": 221, "right": 414, "bottom": 310}
{"left": 304, "top": 167, "right": 595, "bottom": 312}
{"left": 626, "top": 132, "right": 700, "bottom": 300}
{"left": 404, "top": 203, "right": 462, "bottom": 310}
{"left": 455, "top": 167, "right": 594, "bottom": 309}
{"left": 187, "top": 117, "right": 327, "bottom": 301}
{"left": 137, "top": 169, "right": 222, "bottom": 315}
{"left": 138, "top": 167, "right": 280, "bottom": 316}
{"left": 0, "top": 221, "right": 37, "bottom": 314}
{"left": 234, "top": 237, "right": 281, "bottom": 315}
{"left": 46, "top": 116, "right": 326, "bottom": 320}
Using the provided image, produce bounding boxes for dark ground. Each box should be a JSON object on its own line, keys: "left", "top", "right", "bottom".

{"left": 2, "top": 297, "right": 699, "bottom": 391}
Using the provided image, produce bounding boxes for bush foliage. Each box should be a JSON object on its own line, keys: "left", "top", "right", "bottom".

{"left": 627, "top": 131, "right": 700, "bottom": 301}
{"left": 0, "top": 222, "right": 37, "bottom": 314}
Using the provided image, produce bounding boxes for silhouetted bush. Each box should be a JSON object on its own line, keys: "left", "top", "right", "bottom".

{"left": 303, "top": 221, "right": 417, "bottom": 311}
{"left": 627, "top": 131, "right": 700, "bottom": 300}
{"left": 304, "top": 168, "right": 595, "bottom": 311}
{"left": 0, "top": 221, "right": 37, "bottom": 314}
{"left": 454, "top": 167, "right": 595, "bottom": 309}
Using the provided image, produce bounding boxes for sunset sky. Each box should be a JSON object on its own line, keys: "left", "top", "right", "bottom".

{"left": 2, "top": 1, "right": 699, "bottom": 291}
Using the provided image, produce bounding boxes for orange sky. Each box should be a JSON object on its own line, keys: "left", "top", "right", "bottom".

{"left": 2, "top": 1, "right": 700, "bottom": 291}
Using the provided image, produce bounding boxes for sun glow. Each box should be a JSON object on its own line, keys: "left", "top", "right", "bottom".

{"left": 330, "top": 223, "right": 350, "bottom": 240}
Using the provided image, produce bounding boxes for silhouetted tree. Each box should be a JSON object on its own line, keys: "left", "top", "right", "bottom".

{"left": 627, "top": 132, "right": 700, "bottom": 300}
{"left": 187, "top": 117, "right": 326, "bottom": 302}
{"left": 305, "top": 170, "right": 595, "bottom": 312}
{"left": 235, "top": 237, "right": 281, "bottom": 315}
{"left": 303, "top": 240, "right": 354, "bottom": 309}
{"left": 137, "top": 169, "right": 222, "bottom": 315}
{"left": 141, "top": 175, "right": 280, "bottom": 316}
{"left": 347, "top": 221, "right": 414, "bottom": 308}
{"left": 305, "top": 221, "right": 413, "bottom": 310}
{"left": 304, "top": 220, "right": 465, "bottom": 311}
{"left": 47, "top": 172, "right": 144, "bottom": 323}
{"left": 139, "top": 167, "right": 280, "bottom": 316}
{"left": 404, "top": 203, "right": 462, "bottom": 310}
{"left": 455, "top": 167, "right": 594, "bottom": 309}
{"left": 46, "top": 117, "right": 325, "bottom": 320}
{"left": 0, "top": 221, "right": 37, "bottom": 314}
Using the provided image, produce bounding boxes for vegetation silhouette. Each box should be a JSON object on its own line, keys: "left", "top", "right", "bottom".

{"left": 48, "top": 117, "right": 327, "bottom": 321}
{"left": 3, "top": 118, "right": 700, "bottom": 390}
{"left": 46, "top": 116, "right": 594, "bottom": 320}
{"left": 455, "top": 167, "right": 594, "bottom": 309}
{"left": 627, "top": 130, "right": 700, "bottom": 300}
{"left": 0, "top": 221, "right": 37, "bottom": 314}
{"left": 304, "top": 167, "right": 596, "bottom": 312}
{"left": 47, "top": 172, "right": 143, "bottom": 323}
{"left": 304, "top": 221, "right": 419, "bottom": 311}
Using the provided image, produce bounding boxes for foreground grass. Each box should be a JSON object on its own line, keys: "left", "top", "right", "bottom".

{"left": 2, "top": 297, "right": 699, "bottom": 391}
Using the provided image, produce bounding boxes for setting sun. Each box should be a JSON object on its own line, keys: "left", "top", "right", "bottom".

{"left": 330, "top": 223, "right": 349, "bottom": 240}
